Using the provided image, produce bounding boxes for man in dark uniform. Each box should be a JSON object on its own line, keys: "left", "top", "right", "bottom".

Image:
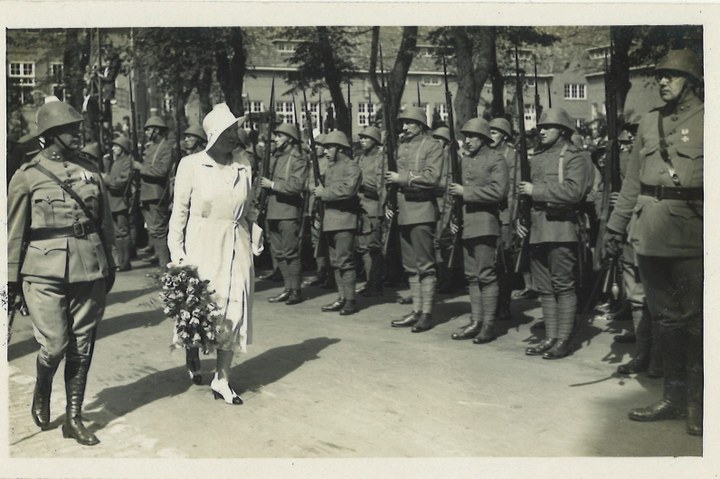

{"left": 314, "top": 131, "right": 362, "bottom": 315}
{"left": 102, "top": 136, "right": 134, "bottom": 271}
{"left": 355, "top": 126, "right": 386, "bottom": 297}
{"left": 132, "top": 115, "right": 174, "bottom": 272}
{"left": 385, "top": 106, "right": 444, "bottom": 332}
{"left": 449, "top": 118, "right": 508, "bottom": 343}
{"left": 7, "top": 101, "right": 116, "bottom": 446}
{"left": 517, "top": 108, "right": 594, "bottom": 359}
{"left": 302, "top": 133, "right": 332, "bottom": 288}
{"left": 259, "top": 122, "right": 308, "bottom": 305}
{"left": 605, "top": 50, "right": 704, "bottom": 436}
{"left": 489, "top": 117, "right": 517, "bottom": 321}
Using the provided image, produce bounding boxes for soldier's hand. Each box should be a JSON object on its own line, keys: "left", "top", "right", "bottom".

{"left": 105, "top": 269, "right": 116, "bottom": 294}
{"left": 313, "top": 185, "right": 325, "bottom": 197}
{"left": 384, "top": 171, "right": 400, "bottom": 184}
{"left": 518, "top": 181, "right": 534, "bottom": 196}
{"left": 449, "top": 183, "right": 464, "bottom": 196}
{"left": 259, "top": 177, "right": 273, "bottom": 189}
{"left": 602, "top": 230, "right": 624, "bottom": 260}
{"left": 449, "top": 221, "right": 460, "bottom": 234}
{"left": 515, "top": 221, "right": 529, "bottom": 239}
{"left": 609, "top": 192, "right": 620, "bottom": 207}
{"left": 132, "top": 161, "right": 143, "bottom": 170}
{"left": 385, "top": 206, "right": 395, "bottom": 220}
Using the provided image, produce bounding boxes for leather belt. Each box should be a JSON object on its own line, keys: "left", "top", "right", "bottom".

{"left": 640, "top": 183, "right": 703, "bottom": 201}
{"left": 30, "top": 221, "right": 97, "bottom": 241}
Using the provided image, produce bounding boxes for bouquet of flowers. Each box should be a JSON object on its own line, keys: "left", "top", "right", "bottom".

{"left": 159, "top": 263, "right": 222, "bottom": 353}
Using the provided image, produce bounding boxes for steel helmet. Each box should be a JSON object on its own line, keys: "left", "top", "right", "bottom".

{"left": 315, "top": 133, "right": 327, "bottom": 146}
{"left": 183, "top": 124, "right": 207, "bottom": 141}
{"left": 460, "top": 118, "right": 492, "bottom": 141}
{"left": 358, "top": 126, "right": 382, "bottom": 144}
{"left": 489, "top": 117, "right": 513, "bottom": 139}
{"left": 144, "top": 115, "right": 167, "bottom": 130}
{"left": 323, "top": 130, "right": 351, "bottom": 149}
{"left": 36, "top": 101, "right": 83, "bottom": 136}
{"left": 655, "top": 49, "right": 703, "bottom": 83}
{"left": 432, "top": 127, "right": 451, "bottom": 143}
{"left": 274, "top": 122, "right": 301, "bottom": 143}
{"left": 618, "top": 130, "right": 633, "bottom": 144}
{"left": 397, "top": 106, "right": 429, "bottom": 129}
{"left": 80, "top": 142, "right": 101, "bottom": 160}
{"left": 112, "top": 135, "right": 133, "bottom": 153}
{"left": 537, "top": 108, "right": 575, "bottom": 132}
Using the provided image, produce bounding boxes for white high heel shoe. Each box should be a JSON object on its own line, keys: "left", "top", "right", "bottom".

{"left": 210, "top": 374, "right": 243, "bottom": 405}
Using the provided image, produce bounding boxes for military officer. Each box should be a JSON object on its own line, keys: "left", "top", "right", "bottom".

{"left": 132, "top": 115, "right": 174, "bottom": 271}
{"left": 355, "top": 126, "right": 386, "bottom": 297}
{"left": 101, "top": 136, "right": 134, "bottom": 271}
{"left": 489, "top": 117, "right": 517, "bottom": 321}
{"left": 605, "top": 50, "right": 704, "bottom": 436}
{"left": 7, "top": 101, "right": 116, "bottom": 446}
{"left": 259, "top": 122, "right": 308, "bottom": 305}
{"left": 448, "top": 118, "right": 509, "bottom": 343}
{"left": 517, "top": 108, "right": 594, "bottom": 359}
{"left": 385, "top": 106, "right": 444, "bottom": 332}
{"left": 314, "top": 131, "right": 362, "bottom": 315}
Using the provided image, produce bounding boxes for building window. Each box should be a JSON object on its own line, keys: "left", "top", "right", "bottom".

{"left": 588, "top": 47, "right": 610, "bottom": 60}
{"left": 275, "top": 42, "right": 297, "bottom": 54}
{"left": 437, "top": 103, "right": 449, "bottom": 123}
{"left": 417, "top": 46, "right": 435, "bottom": 58}
{"left": 276, "top": 101, "right": 295, "bottom": 124}
{"left": 244, "top": 100, "right": 265, "bottom": 130}
{"left": 163, "top": 93, "right": 174, "bottom": 112}
{"left": 421, "top": 76, "right": 441, "bottom": 87}
{"left": 300, "top": 101, "right": 321, "bottom": 132}
{"left": 564, "top": 83, "right": 586, "bottom": 100}
{"left": 9, "top": 61, "right": 36, "bottom": 86}
{"left": 358, "top": 102, "right": 376, "bottom": 127}
{"left": 525, "top": 77, "right": 536, "bottom": 87}
{"left": 508, "top": 49, "right": 533, "bottom": 62}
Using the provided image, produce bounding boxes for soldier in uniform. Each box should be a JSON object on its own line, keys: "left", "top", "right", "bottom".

{"left": 355, "top": 126, "right": 386, "bottom": 297}
{"left": 385, "top": 106, "right": 444, "bottom": 333}
{"left": 517, "top": 108, "right": 594, "bottom": 359}
{"left": 7, "top": 101, "right": 116, "bottom": 446}
{"left": 431, "top": 126, "right": 459, "bottom": 295}
{"left": 302, "top": 133, "right": 332, "bottom": 289}
{"left": 182, "top": 124, "right": 207, "bottom": 155}
{"left": 132, "top": 115, "right": 174, "bottom": 272}
{"left": 448, "top": 118, "right": 509, "bottom": 343}
{"left": 604, "top": 50, "right": 704, "bottom": 436}
{"left": 258, "top": 122, "right": 308, "bottom": 305}
{"left": 102, "top": 136, "right": 134, "bottom": 272}
{"left": 314, "top": 131, "right": 362, "bottom": 315}
{"left": 489, "top": 117, "right": 517, "bottom": 321}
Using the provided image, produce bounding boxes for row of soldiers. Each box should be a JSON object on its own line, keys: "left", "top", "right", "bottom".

{"left": 256, "top": 49, "right": 703, "bottom": 437}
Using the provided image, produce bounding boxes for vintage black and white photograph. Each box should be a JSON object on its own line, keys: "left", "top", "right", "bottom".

{"left": 2, "top": 1, "right": 717, "bottom": 477}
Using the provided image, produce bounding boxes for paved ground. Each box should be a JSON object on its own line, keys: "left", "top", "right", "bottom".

{"left": 5, "top": 257, "right": 706, "bottom": 470}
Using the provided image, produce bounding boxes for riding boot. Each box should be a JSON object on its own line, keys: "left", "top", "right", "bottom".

{"left": 647, "top": 319, "right": 664, "bottom": 378}
{"left": 686, "top": 329, "right": 703, "bottom": 436}
{"left": 32, "top": 358, "right": 59, "bottom": 430}
{"left": 452, "top": 282, "right": 482, "bottom": 340}
{"left": 629, "top": 327, "right": 687, "bottom": 422}
{"left": 62, "top": 354, "right": 100, "bottom": 446}
{"left": 617, "top": 307, "right": 651, "bottom": 374}
{"left": 474, "top": 282, "right": 498, "bottom": 344}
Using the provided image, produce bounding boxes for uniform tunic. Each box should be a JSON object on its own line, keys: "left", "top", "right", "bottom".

{"left": 318, "top": 152, "right": 361, "bottom": 270}
{"left": 460, "top": 146, "right": 508, "bottom": 285}
{"left": 139, "top": 138, "right": 174, "bottom": 243}
{"left": 496, "top": 143, "right": 517, "bottom": 247}
{"left": 7, "top": 145, "right": 115, "bottom": 365}
{"left": 356, "top": 145, "right": 386, "bottom": 254}
{"left": 607, "top": 95, "right": 703, "bottom": 332}
{"left": 168, "top": 152, "right": 257, "bottom": 351}
{"left": 103, "top": 150, "right": 133, "bottom": 239}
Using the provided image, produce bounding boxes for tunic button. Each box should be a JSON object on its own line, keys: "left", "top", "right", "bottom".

{"left": 671, "top": 115, "right": 679, "bottom": 121}
{"left": 67, "top": 172, "right": 72, "bottom": 177}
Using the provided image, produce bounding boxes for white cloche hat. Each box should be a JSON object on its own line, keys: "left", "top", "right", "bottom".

{"left": 202, "top": 103, "right": 246, "bottom": 151}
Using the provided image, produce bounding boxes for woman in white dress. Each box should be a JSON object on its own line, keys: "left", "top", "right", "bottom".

{"left": 168, "top": 103, "right": 261, "bottom": 405}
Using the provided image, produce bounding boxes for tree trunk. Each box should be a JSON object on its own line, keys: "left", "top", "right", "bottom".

{"left": 316, "top": 27, "right": 350, "bottom": 136}
{"left": 610, "top": 26, "right": 634, "bottom": 118}
{"left": 198, "top": 66, "right": 213, "bottom": 119}
{"left": 216, "top": 28, "right": 248, "bottom": 117}
{"left": 388, "top": 27, "right": 418, "bottom": 125}
{"left": 452, "top": 27, "right": 494, "bottom": 129}
{"left": 489, "top": 35, "right": 505, "bottom": 118}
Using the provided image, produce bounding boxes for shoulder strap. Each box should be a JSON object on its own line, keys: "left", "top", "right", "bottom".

{"left": 657, "top": 111, "right": 682, "bottom": 187}
{"left": 557, "top": 144, "right": 569, "bottom": 183}
{"left": 29, "top": 162, "right": 100, "bottom": 226}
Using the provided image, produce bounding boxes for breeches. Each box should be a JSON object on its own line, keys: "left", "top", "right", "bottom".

{"left": 326, "top": 229, "right": 356, "bottom": 271}
{"left": 23, "top": 279, "right": 106, "bottom": 368}
{"left": 622, "top": 256, "right": 645, "bottom": 309}
{"left": 636, "top": 255, "right": 702, "bottom": 334}
{"left": 141, "top": 200, "right": 170, "bottom": 239}
{"left": 268, "top": 218, "right": 301, "bottom": 262}
{"left": 400, "top": 223, "right": 436, "bottom": 277}
{"left": 356, "top": 216, "right": 383, "bottom": 254}
{"left": 530, "top": 242, "right": 577, "bottom": 295}
{"left": 112, "top": 211, "right": 130, "bottom": 239}
{"left": 463, "top": 236, "right": 498, "bottom": 286}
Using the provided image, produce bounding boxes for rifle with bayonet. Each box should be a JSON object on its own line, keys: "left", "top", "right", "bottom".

{"left": 126, "top": 28, "right": 142, "bottom": 219}
{"left": 534, "top": 55, "right": 543, "bottom": 125}
{"left": 301, "top": 83, "right": 328, "bottom": 258}
{"left": 379, "top": 44, "right": 399, "bottom": 256}
{"left": 347, "top": 82, "right": 353, "bottom": 154}
{"left": 256, "top": 74, "right": 276, "bottom": 227}
{"left": 293, "top": 91, "right": 310, "bottom": 254}
{"left": 513, "top": 46, "right": 532, "bottom": 274}
{"left": 442, "top": 56, "right": 464, "bottom": 269}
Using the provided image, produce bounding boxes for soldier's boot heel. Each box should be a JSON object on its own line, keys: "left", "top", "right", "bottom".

{"left": 628, "top": 398, "right": 685, "bottom": 422}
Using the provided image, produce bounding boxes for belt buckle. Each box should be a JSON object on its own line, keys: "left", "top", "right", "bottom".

{"left": 72, "top": 222, "right": 86, "bottom": 237}
{"left": 653, "top": 185, "right": 664, "bottom": 200}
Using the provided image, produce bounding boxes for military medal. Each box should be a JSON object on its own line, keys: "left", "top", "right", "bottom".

{"left": 681, "top": 128, "right": 690, "bottom": 143}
